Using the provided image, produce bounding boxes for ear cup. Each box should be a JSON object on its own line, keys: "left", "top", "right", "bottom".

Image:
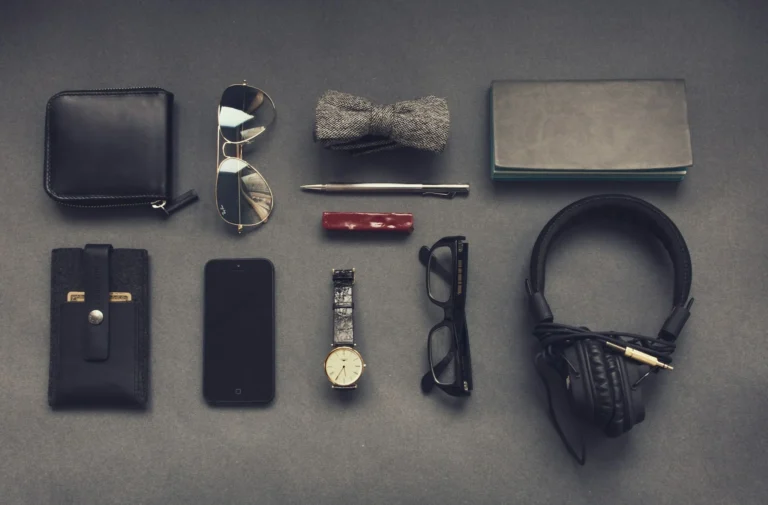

{"left": 583, "top": 340, "right": 614, "bottom": 427}
{"left": 603, "top": 352, "right": 627, "bottom": 437}
{"left": 563, "top": 344, "right": 592, "bottom": 421}
{"left": 624, "top": 362, "right": 647, "bottom": 429}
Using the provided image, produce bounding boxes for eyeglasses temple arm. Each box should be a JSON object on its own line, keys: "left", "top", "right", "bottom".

{"left": 459, "top": 320, "right": 473, "bottom": 389}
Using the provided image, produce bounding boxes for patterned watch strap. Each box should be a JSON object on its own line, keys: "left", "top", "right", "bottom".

{"left": 332, "top": 269, "right": 355, "bottom": 346}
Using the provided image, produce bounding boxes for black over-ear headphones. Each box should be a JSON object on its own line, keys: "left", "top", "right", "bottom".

{"left": 525, "top": 194, "right": 694, "bottom": 464}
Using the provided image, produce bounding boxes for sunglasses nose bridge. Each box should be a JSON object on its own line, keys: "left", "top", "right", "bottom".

{"left": 221, "top": 141, "right": 239, "bottom": 159}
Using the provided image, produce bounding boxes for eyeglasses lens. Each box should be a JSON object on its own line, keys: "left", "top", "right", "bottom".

{"left": 429, "top": 324, "right": 457, "bottom": 385}
{"left": 427, "top": 245, "right": 454, "bottom": 303}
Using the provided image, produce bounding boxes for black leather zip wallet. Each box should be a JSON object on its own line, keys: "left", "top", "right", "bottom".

{"left": 44, "top": 88, "right": 197, "bottom": 215}
{"left": 48, "top": 244, "right": 150, "bottom": 408}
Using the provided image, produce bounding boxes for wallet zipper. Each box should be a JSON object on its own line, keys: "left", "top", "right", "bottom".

{"left": 57, "top": 189, "right": 198, "bottom": 216}
{"left": 152, "top": 190, "right": 199, "bottom": 215}
{"left": 57, "top": 200, "right": 159, "bottom": 210}
{"left": 87, "top": 86, "right": 167, "bottom": 92}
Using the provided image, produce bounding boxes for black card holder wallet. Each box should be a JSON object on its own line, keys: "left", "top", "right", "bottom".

{"left": 48, "top": 244, "right": 150, "bottom": 409}
{"left": 44, "top": 87, "right": 198, "bottom": 215}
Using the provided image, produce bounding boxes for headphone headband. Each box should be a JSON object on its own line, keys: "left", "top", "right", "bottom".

{"left": 527, "top": 194, "right": 693, "bottom": 340}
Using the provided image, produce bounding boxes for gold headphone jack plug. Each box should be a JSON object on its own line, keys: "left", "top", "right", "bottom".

{"left": 605, "top": 342, "right": 674, "bottom": 370}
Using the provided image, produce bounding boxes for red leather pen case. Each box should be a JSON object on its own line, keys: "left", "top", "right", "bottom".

{"left": 322, "top": 212, "right": 414, "bottom": 233}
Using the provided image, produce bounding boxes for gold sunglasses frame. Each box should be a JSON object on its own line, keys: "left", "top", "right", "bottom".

{"left": 215, "top": 81, "right": 276, "bottom": 234}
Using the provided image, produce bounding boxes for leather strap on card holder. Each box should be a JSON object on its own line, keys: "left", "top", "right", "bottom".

{"left": 82, "top": 244, "right": 112, "bottom": 361}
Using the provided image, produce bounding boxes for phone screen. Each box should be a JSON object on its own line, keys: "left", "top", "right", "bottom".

{"left": 203, "top": 259, "right": 274, "bottom": 404}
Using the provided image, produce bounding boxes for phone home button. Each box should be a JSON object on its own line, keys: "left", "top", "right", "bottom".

{"left": 234, "top": 388, "right": 242, "bottom": 395}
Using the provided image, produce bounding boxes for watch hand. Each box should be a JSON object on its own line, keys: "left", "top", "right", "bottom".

{"left": 335, "top": 367, "right": 345, "bottom": 381}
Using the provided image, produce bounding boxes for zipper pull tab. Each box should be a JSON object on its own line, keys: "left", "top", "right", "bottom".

{"left": 152, "top": 189, "right": 199, "bottom": 216}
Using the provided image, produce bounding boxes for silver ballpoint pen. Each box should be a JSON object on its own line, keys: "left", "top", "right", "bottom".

{"left": 300, "top": 183, "right": 470, "bottom": 198}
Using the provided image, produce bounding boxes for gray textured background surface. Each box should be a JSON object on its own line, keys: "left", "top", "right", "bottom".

{"left": 1, "top": 1, "right": 767, "bottom": 504}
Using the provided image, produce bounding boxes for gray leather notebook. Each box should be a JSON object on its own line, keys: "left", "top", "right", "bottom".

{"left": 490, "top": 80, "right": 693, "bottom": 181}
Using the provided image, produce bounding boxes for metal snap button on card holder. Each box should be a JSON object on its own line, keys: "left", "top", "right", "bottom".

{"left": 88, "top": 310, "right": 104, "bottom": 325}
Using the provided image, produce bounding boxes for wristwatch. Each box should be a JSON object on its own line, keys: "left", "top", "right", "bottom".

{"left": 324, "top": 269, "right": 365, "bottom": 389}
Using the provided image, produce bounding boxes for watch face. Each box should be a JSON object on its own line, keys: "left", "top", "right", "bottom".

{"left": 324, "top": 347, "right": 364, "bottom": 387}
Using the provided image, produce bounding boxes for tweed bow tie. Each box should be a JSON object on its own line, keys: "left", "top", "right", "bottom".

{"left": 314, "top": 90, "right": 450, "bottom": 155}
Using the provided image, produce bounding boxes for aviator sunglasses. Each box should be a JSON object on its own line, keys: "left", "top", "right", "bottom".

{"left": 216, "top": 82, "right": 276, "bottom": 233}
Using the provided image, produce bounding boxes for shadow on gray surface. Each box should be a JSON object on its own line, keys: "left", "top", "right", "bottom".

{"left": 421, "top": 389, "right": 470, "bottom": 413}
{"left": 203, "top": 399, "right": 276, "bottom": 410}
{"left": 322, "top": 382, "right": 370, "bottom": 407}
{"left": 489, "top": 179, "right": 683, "bottom": 199}
{"left": 321, "top": 229, "right": 414, "bottom": 243}
{"left": 216, "top": 221, "right": 274, "bottom": 237}
{"left": 48, "top": 404, "right": 151, "bottom": 414}
{"left": 311, "top": 142, "right": 447, "bottom": 183}
{"left": 54, "top": 204, "right": 168, "bottom": 222}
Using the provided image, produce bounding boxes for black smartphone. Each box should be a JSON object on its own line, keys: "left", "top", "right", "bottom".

{"left": 203, "top": 258, "right": 275, "bottom": 405}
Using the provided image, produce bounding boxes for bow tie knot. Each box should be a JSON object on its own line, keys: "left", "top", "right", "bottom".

{"left": 314, "top": 90, "right": 450, "bottom": 155}
{"left": 369, "top": 104, "right": 396, "bottom": 137}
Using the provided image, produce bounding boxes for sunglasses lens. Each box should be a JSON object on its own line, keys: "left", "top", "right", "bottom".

{"left": 219, "top": 85, "right": 275, "bottom": 143}
{"left": 216, "top": 158, "right": 273, "bottom": 226}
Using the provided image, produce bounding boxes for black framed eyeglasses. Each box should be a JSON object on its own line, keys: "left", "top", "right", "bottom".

{"left": 419, "top": 236, "right": 473, "bottom": 397}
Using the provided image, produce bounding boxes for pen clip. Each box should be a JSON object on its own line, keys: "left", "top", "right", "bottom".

{"left": 422, "top": 191, "right": 457, "bottom": 199}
